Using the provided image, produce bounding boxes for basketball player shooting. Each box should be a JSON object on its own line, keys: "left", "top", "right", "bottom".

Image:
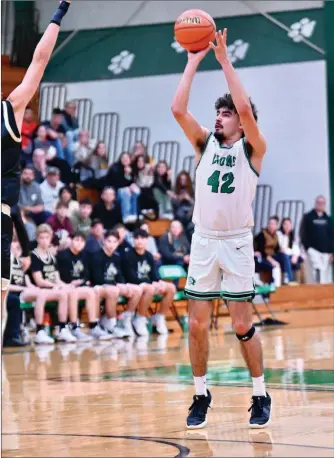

{"left": 171, "top": 29, "right": 271, "bottom": 429}
{"left": 1, "top": 1, "right": 72, "bottom": 334}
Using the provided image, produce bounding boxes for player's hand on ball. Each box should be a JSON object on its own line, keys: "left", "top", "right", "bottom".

{"left": 187, "top": 47, "right": 210, "bottom": 65}
{"left": 209, "top": 28, "right": 228, "bottom": 64}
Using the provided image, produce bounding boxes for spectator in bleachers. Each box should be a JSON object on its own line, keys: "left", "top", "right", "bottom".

{"left": 92, "top": 186, "right": 122, "bottom": 229}
{"left": 45, "top": 144, "right": 74, "bottom": 185}
{"left": 88, "top": 141, "right": 109, "bottom": 179}
{"left": 300, "top": 195, "right": 334, "bottom": 284}
{"left": 113, "top": 223, "right": 133, "bottom": 256}
{"left": 132, "top": 154, "right": 157, "bottom": 219}
{"left": 70, "top": 198, "right": 93, "bottom": 237}
{"left": 61, "top": 100, "right": 79, "bottom": 132}
{"left": 173, "top": 171, "right": 195, "bottom": 229}
{"left": 29, "top": 224, "right": 76, "bottom": 343}
{"left": 254, "top": 216, "right": 294, "bottom": 286}
{"left": 23, "top": 125, "right": 57, "bottom": 163}
{"left": 140, "top": 222, "right": 162, "bottom": 266}
{"left": 42, "top": 108, "right": 68, "bottom": 160}
{"left": 40, "top": 167, "right": 65, "bottom": 213}
{"left": 20, "top": 208, "right": 37, "bottom": 243}
{"left": 85, "top": 219, "right": 105, "bottom": 254}
{"left": 21, "top": 106, "right": 38, "bottom": 151}
{"left": 47, "top": 201, "right": 74, "bottom": 249}
{"left": 131, "top": 141, "right": 153, "bottom": 164}
{"left": 19, "top": 166, "right": 51, "bottom": 225}
{"left": 153, "top": 161, "right": 174, "bottom": 220}
{"left": 72, "top": 130, "right": 97, "bottom": 165}
{"left": 159, "top": 220, "right": 190, "bottom": 268}
{"left": 57, "top": 232, "right": 111, "bottom": 341}
{"left": 277, "top": 218, "right": 305, "bottom": 283}
{"left": 31, "top": 148, "right": 48, "bottom": 184}
{"left": 58, "top": 186, "right": 79, "bottom": 218}
{"left": 123, "top": 229, "right": 176, "bottom": 335}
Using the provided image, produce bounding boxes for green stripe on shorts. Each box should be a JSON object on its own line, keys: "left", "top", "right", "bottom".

{"left": 185, "top": 289, "right": 221, "bottom": 301}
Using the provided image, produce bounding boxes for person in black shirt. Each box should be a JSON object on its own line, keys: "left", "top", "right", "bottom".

{"left": 90, "top": 230, "right": 142, "bottom": 338}
{"left": 300, "top": 195, "right": 334, "bottom": 283}
{"left": 1, "top": 0, "right": 71, "bottom": 334}
{"left": 91, "top": 187, "right": 122, "bottom": 230}
{"left": 57, "top": 232, "right": 111, "bottom": 341}
{"left": 30, "top": 224, "right": 76, "bottom": 343}
{"left": 113, "top": 223, "right": 133, "bottom": 256}
{"left": 123, "top": 229, "right": 176, "bottom": 336}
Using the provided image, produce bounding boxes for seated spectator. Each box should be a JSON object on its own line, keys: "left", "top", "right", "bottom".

{"left": 29, "top": 224, "right": 76, "bottom": 343}
{"left": 23, "top": 125, "right": 57, "bottom": 164}
{"left": 113, "top": 223, "right": 133, "bottom": 256}
{"left": 57, "top": 232, "right": 111, "bottom": 341}
{"left": 45, "top": 145, "right": 74, "bottom": 185}
{"left": 85, "top": 219, "right": 104, "bottom": 254}
{"left": 131, "top": 141, "right": 152, "bottom": 164}
{"left": 92, "top": 186, "right": 122, "bottom": 230}
{"left": 173, "top": 171, "right": 195, "bottom": 230}
{"left": 42, "top": 108, "right": 68, "bottom": 160}
{"left": 19, "top": 166, "right": 51, "bottom": 225}
{"left": 278, "top": 218, "right": 305, "bottom": 283}
{"left": 153, "top": 160, "right": 174, "bottom": 219}
{"left": 254, "top": 216, "right": 294, "bottom": 286}
{"left": 140, "top": 222, "right": 161, "bottom": 266}
{"left": 159, "top": 220, "right": 190, "bottom": 268}
{"left": 31, "top": 148, "right": 48, "bottom": 184}
{"left": 21, "top": 106, "right": 38, "bottom": 151}
{"left": 47, "top": 201, "right": 74, "bottom": 249}
{"left": 123, "top": 229, "right": 176, "bottom": 335}
{"left": 20, "top": 208, "right": 37, "bottom": 243}
{"left": 40, "top": 167, "right": 65, "bottom": 213}
{"left": 88, "top": 141, "right": 109, "bottom": 179}
{"left": 61, "top": 100, "right": 80, "bottom": 162}
{"left": 58, "top": 186, "right": 79, "bottom": 218}
{"left": 89, "top": 230, "right": 142, "bottom": 337}
{"left": 72, "top": 130, "right": 97, "bottom": 165}
{"left": 132, "top": 154, "right": 157, "bottom": 219}
{"left": 70, "top": 198, "right": 93, "bottom": 237}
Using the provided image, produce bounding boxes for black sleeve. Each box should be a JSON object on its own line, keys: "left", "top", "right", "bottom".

{"left": 182, "top": 235, "right": 191, "bottom": 255}
{"left": 56, "top": 251, "right": 71, "bottom": 283}
{"left": 254, "top": 232, "right": 266, "bottom": 258}
{"left": 91, "top": 203, "right": 101, "bottom": 221}
{"left": 88, "top": 252, "right": 100, "bottom": 285}
{"left": 30, "top": 253, "right": 43, "bottom": 273}
{"left": 122, "top": 251, "right": 141, "bottom": 285}
{"left": 147, "top": 252, "right": 159, "bottom": 282}
{"left": 115, "top": 255, "right": 126, "bottom": 284}
{"left": 159, "top": 234, "right": 181, "bottom": 263}
{"left": 11, "top": 206, "right": 30, "bottom": 257}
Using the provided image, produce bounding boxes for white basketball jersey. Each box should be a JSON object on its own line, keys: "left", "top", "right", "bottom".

{"left": 192, "top": 133, "right": 259, "bottom": 233}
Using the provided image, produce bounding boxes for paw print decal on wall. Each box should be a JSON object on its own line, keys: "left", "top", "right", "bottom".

{"left": 287, "top": 18, "right": 316, "bottom": 43}
{"left": 108, "top": 50, "right": 135, "bottom": 75}
{"left": 227, "top": 40, "right": 249, "bottom": 63}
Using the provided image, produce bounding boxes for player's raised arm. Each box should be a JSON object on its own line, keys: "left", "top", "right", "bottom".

{"left": 209, "top": 29, "right": 266, "bottom": 160}
{"left": 8, "top": 1, "right": 72, "bottom": 129}
{"left": 171, "top": 49, "right": 210, "bottom": 159}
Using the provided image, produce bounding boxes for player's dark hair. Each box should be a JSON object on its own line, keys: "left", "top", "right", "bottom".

{"left": 133, "top": 228, "right": 148, "bottom": 239}
{"left": 91, "top": 218, "right": 103, "bottom": 228}
{"left": 104, "top": 230, "right": 120, "bottom": 240}
{"left": 215, "top": 93, "right": 258, "bottom": 122}
{"left": 71, "top": 231, "right": 86, "bottom": 241}
{"left": 269, "top": 215, "right": 279, "bottom": 223}
{"left": 79, "top": 198, "right": 92, "bottom": 206}
{"left": 52, "top": 108, "right": 63, "bottom": 115}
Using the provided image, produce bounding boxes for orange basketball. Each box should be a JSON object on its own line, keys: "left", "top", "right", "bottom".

{"left": 174, "top": 9, "right": 216, "bottom": 52}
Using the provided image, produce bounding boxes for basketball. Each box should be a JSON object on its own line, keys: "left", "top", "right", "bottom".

{"left": 174, "top": 9, "right": 216, "bottom": 53}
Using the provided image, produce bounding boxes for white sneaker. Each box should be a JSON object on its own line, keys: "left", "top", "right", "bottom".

{"left": 123, "top": 312, "right": 135, "bottom": 337}
{"left": 152, "top": 313, "right": 169, "bottom": 335}
{"left": 110, "top": 326, "right": 128, "bottom": 338}
{"left": 89, "top": 324, "right": 113, "bottom": 340}
{"left": 99, "top": 315, "right": 117, "bottom": 333}
{"left": 71, "top": 327, "right": 93, "bottom": 342}
{"left": 132, "top": 315, "right": 149, "bottom": 336}
{"left": 57, "top": 327, "right": 77, "bottom": 343}
{"left": 34, "top": 329, "right": 55, "bottom": 345}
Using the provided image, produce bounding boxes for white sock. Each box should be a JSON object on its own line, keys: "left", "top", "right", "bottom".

{"left": 108, "top": 317, "right": 117, "bottom": 328}
{"left": 193, "top": 375, "right": 207, "bottom": 396}
{"left": 252, "top": 374, "right": 266, "bottom": 397}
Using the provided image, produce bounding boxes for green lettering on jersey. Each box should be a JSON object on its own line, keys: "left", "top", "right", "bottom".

{"left": 219, "top": 156, "right": 225, "bottom": 166}
{"left": 207, "top": 170, "right": 235, "bottom": 194}
{"left": 211, "top": 153, "right": 235, "bottom": 168}
{"left": 226, "top": 155, "right": 232, "bottom": 167}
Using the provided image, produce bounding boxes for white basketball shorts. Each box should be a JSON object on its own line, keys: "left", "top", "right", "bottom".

{"left": 185, "top": 228, "right": 255, "bottom": 302}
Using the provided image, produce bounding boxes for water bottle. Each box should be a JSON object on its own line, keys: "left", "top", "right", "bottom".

{"left": 181, "top": 315, "right": 189, "bottom": 332}
{"left": 43, "top": 312, "right": 52, "bottom": 337}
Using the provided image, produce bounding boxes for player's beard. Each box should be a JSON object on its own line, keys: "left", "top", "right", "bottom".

{"left": 214, "top": 131, "right": 225, "bottom": 143}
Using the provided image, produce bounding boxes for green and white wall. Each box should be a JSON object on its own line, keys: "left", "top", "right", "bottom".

{"left": 41, "top": 4, "right": 331, "bottom": 214}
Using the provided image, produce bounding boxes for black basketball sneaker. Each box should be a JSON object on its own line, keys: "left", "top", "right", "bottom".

{"left": 186, "top": 390, "right": 212, "bottom": 429}
{"left": 248, "top": 392, "right": 272, "bottom": 428}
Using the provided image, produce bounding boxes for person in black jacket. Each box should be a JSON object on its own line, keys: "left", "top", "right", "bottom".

{"left": 57, "top": 232, "right": 111, "bottom": 341}
{"left": 123, "top": 229, "right": 176, "bottom": 336}
{"left": 159, "top": 220, "right": 190, "bottom": 269}
{"left": 153, "top": 160, "right": 174, "bottom": 219}
{"left": 91, "top": 186, "right": 122, "bottom": 230}
{"left": 89, "top": 230, "right": 142, "bottom": 338}
{"left": 300, "top": 195, "right": 334, "bottom": 283}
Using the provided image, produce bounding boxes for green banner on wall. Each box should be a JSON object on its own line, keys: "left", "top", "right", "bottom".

{"left": 44, "top": 7, "right": 324, "bottom": 82}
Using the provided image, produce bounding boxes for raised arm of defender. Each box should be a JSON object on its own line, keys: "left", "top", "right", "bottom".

{"left": 8, "top": 1, "right": 71, "bottom": 131}
{"left": 209, "top": 29, "right": 266, "bottom": 163}
{"left": 171, "top": 49, "right": 210, "bottom": 162}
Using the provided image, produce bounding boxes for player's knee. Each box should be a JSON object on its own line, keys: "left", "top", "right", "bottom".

{"left": 143, "top": 283, "right": 154, "bottom": 296}
{"left": 189, "top": 316, "right": 208, "bottom": 334}
{"left": 167, "top": 282, "right": 176, "bottom": 294}
{"left": 235, "top": 324, "right": 256, "bottom": 342}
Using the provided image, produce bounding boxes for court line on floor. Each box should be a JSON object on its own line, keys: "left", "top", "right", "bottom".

{"left": 2, "top": 432, "right": 334, "bottom": 452}
{"left": 1, "top": 433, "right": 190, "bottom": 458}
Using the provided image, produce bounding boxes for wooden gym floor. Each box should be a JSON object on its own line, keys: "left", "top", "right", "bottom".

{"left": 2, "top": 308, "right": 334, "bottom": 457}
